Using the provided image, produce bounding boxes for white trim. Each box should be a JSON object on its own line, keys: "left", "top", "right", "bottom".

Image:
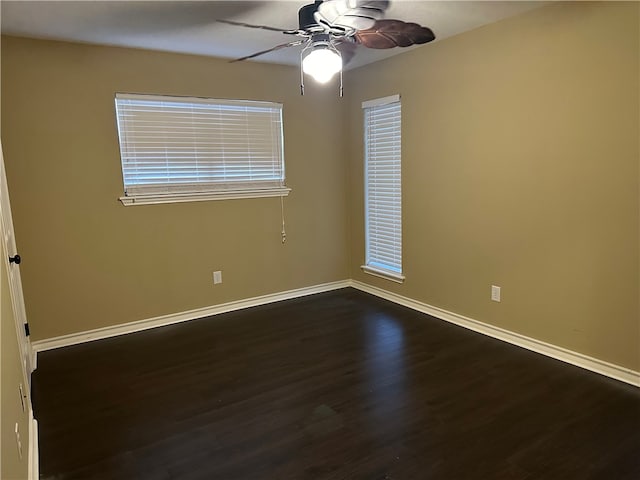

{"left": 351, "top": 280, "right": 640, "bottom": 387}
{"left": 362, "top": 94, "right": 400, "bottom": 109}
{"left": 30, "top": 279, "right": 639, "bottom": 388}
{"left": 119, "top": 187, "right": 291, "bottom": 206}
{"left": 28, "top": 413, "right": 38, "bottom": 480}
{"left": 32, "top": 280, "right": 350, "bottom": 353}
{"left": 361, "top": 265, "right": 405, "bottom": 283}
{"left": 30, "top": 346, "right": 37, "bottom": 372}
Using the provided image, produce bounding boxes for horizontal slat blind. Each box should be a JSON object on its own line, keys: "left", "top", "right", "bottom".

{"left": 115, "top": 94, "right": 285, "bottom": 196}
{"left": 364, "top": 97, "right": 402, "bottom": 275}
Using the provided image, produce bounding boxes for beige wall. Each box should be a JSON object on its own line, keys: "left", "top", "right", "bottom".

{"left": 347, "top": 1, "right": 639, "bottom": 370}
{"left": 1, "top": 1, "right": 638, "bottom": 372}
{"left": 1, "top": 36, "right": 350, "bottom": 340}
{"left": 1, "top": 238, "right": 30, "bottom": 480}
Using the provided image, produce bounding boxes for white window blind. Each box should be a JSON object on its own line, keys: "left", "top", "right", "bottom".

{"left": 362, "top": 95, "right": 404, "bottom": 282}
{"left": 114, "top": 93, "right": 289, "bottom": 205}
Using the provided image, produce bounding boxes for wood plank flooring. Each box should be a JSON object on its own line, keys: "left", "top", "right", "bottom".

{"left": 32, "top": 288, "right": 640, "bottom": 479}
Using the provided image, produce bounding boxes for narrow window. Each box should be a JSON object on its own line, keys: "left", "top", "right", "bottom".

{"left": 362, "top": 95, "right": 404, "bottom": 283}
{"left": 114, "top": 93, "right": 290, "bottom": 205}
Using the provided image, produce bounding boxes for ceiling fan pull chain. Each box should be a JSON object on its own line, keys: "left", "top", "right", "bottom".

{"left": 299, "top": 47, "right": 306, "bottom": 96}
{"left": 280, "top": 195, "right": 287, "bottom": 244}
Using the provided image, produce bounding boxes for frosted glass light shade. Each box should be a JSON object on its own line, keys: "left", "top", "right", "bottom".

{"left": 302, "top": 47, "right": 342, "bottom": 84}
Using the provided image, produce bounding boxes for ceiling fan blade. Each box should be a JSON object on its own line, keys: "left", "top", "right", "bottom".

{"left": 355, "top": 19, "right": 435, "bottom": 49}
{"left": 318, "top": 0, "right": 390, "bottom": 14}
{"left": 316, "top": 0, "right": 390, "bottom": 32}
{"left": 217, "top": 19, "right": 296, "bottom": 34}
{"left": 230, "top": 40, "right": 304, "bottom": 63}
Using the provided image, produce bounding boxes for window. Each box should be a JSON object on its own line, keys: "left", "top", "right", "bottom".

{"left": 362, "top": 94, "right": 404, "bottom": 283}
{"left": 114, "top": 93, "right": 290, "bottom": 205}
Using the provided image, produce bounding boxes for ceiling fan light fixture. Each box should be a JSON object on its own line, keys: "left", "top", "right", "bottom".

{"left": 302, "top": 44, "right": 342, "bottom": 84}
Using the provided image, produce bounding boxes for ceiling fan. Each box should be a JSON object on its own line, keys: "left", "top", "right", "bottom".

{"left": 218, "top": 0, "right": 435, "bottom": 95}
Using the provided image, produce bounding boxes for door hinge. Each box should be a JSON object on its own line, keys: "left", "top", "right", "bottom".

{"left": 24, "top": 323, "right": 30, "bottom": 337}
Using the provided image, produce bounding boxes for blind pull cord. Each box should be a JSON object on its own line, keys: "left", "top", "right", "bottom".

{"left": 280, "top": 195, "right": 287, "bottom": 244}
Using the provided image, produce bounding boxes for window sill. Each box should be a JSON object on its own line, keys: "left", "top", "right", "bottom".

{"left": 361, "top": 265, "right": 405, "bottom": 284}
{"left": 119, "top": 187, "right": 291, "bottom": 206}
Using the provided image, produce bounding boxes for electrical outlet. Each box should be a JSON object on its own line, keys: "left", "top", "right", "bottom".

{"left": 491, "top": 285, "right": 501, "bottom": 302}
{"left": 15, "top": 423, "right": 23, "bottom": 459}
{"left": 213, "top": 271, "right": 222, "bottom": 285}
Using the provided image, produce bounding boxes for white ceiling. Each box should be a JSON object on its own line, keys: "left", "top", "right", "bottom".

{"left": 0, "top": 1, "right": 548, "bottom": 70}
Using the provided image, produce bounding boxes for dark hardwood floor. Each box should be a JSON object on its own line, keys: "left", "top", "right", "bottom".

{"left": 32, "top": 288, "right": 640, "bottom": 479}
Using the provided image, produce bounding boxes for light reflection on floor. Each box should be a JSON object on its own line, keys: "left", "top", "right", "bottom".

{"left": 363, "top": 314, "right": 409, "bottom": 430}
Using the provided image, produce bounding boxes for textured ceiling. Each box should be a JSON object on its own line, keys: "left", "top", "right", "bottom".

{"left": 1, "top": 1, "right": 548, "bottom": 69}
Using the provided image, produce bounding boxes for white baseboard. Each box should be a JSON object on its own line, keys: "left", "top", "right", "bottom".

{"left": 351, "top": 280, "right": 640, "bottom": 387}
{"left": 31, "top": 280, "right": 351, "bottom": 354}
{"left": 31, "top": 278, "right": 639, "bottom": 388}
